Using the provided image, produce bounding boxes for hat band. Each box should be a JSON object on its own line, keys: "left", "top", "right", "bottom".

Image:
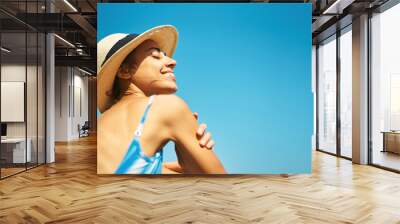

{"left": 101, "top": 34, "right": 138, "bottom": 66}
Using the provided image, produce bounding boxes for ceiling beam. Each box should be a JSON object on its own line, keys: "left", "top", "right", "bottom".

{"left": 67, "top": 13, "right": 97, "bottom": 46}
{"left": 55, "top": 55, "right": 96, "bottom": 72}
{"left": 323, "top": 0, "right": 355, "bottom": 14}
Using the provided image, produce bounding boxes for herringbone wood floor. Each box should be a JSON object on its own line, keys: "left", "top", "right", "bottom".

{"left": 1, "top": 135, "right": 400, "bottom": 224}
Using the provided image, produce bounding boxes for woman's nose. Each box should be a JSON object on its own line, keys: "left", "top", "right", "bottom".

{"left": 166, "top": 57, "right": 176, "bottom": 69}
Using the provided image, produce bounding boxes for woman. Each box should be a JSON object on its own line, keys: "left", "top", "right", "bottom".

{"left": 97, "top": 25, "right": 226, "bottom": 174}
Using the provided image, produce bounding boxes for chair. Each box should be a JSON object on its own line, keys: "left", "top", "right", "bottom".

{"left": 79, "top": 121, "right": 90, "bottom": 138}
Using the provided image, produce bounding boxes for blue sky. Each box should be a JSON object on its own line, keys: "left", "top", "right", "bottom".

{"left": 98, "top": 3, "right": 312, "bottom": 174}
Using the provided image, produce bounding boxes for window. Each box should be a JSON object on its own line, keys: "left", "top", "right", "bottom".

{"left": 371, "top": 2, "right": 400, "bottom": 171}
{"left": 317, "top": 35, "right": 337, "bottom": 154}
{"left": 339, "top": 26, "right": 352, "bottom": 158}
{"left": 0, "top": 0, "right": 46, "bottom": 179}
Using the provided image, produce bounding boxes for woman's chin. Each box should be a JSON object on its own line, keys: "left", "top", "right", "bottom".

{"left": 157, "top": 85, "right": 178, "bottom": 95}
{"left": 166, "top": 86, "right": 178, "bottom": 94}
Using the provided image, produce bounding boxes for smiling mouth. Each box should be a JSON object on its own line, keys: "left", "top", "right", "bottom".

{"left": 161, "top": 71, "right": 176, "bottom": 81}
{"left": 164, "top": 74, "right": 176, "bottom": 81}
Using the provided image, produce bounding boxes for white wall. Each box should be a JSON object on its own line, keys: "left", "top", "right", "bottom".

{"left": 54, "top": 66, "right": 89, "bottom": 141}
{"left": 55, "top": 66, "right": 69, "bottom": 141}
{"left": 72, "top": 73, "right": 89, "bottom": 138}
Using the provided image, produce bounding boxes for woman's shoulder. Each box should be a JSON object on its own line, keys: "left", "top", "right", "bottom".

{"left": 154, "top": 94, "right": 191, "bottom": 115}
{"left": 152, "top": 94, "right": 192, "bottom": 124}
{"left": 155, "top": 94, "right": 187, "bottom": 108}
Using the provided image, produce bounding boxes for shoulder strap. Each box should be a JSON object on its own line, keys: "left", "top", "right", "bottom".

{"left": 134, "top": 95, "right": 154, "bottom": 137}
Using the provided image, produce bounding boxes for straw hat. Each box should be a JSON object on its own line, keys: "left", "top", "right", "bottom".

{"left": 97, "top": 25, "right": 178, "bottom": 113}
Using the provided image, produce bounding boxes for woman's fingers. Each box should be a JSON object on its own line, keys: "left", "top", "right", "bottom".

{"left": 206, "top": 140, "right": 215, "bottom": 149}
{"left": 199, "top": 132, "right": 211, "bottom": 147}
{"left": 196, "top": 123, "right": 207, "bottom": 137}
{"left": 193, "top": 112, "right": 199, "bottom": 120}
{"left": 197, "top": 123, "right": 215, "bottom": 150}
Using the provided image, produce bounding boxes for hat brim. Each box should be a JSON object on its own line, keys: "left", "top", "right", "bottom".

{"left": 97, "top": 25, "right": 178, "bottom": 113}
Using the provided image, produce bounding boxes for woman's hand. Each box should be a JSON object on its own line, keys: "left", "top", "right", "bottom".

{"left": 193, "top": 112, "right": 215, "bottom": 150}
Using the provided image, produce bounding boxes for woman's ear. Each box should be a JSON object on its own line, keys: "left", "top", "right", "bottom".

{"left": 117, "top": 65, "right": 132, "bottom": 80}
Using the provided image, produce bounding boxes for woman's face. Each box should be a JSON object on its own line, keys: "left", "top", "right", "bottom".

{"left": 123, "top": 40, "right": 177, "bottom": 95}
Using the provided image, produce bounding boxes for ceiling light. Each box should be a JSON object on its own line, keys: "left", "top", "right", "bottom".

{"left": 76, "top": 48, "right": 86, "bottom": 55}
{"left": 1, "top": 47, "right": 11, "bottom": 53}
{"left": 63, "top": 0, "right": 78, "bottom": 12}
{"left": 54, "top": 34, "right": 75, "bottom": 48}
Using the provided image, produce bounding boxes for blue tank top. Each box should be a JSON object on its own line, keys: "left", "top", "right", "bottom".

{"left": 114, "top": 95, "right": 163, "bottom": 174}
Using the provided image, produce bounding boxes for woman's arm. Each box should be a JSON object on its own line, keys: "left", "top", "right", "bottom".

{"left": 162, "top": 162, "right": 183, "bottom": 174}
{"left": 157, "top": 95, "right": 226, "bottom": 174}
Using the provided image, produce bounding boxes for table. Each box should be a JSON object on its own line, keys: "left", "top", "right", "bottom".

{"left": 381, "top": 131, "right": 400, "bottom": 154}
{"left": 1, "top": 138, "right": 31, "bottom": 163}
